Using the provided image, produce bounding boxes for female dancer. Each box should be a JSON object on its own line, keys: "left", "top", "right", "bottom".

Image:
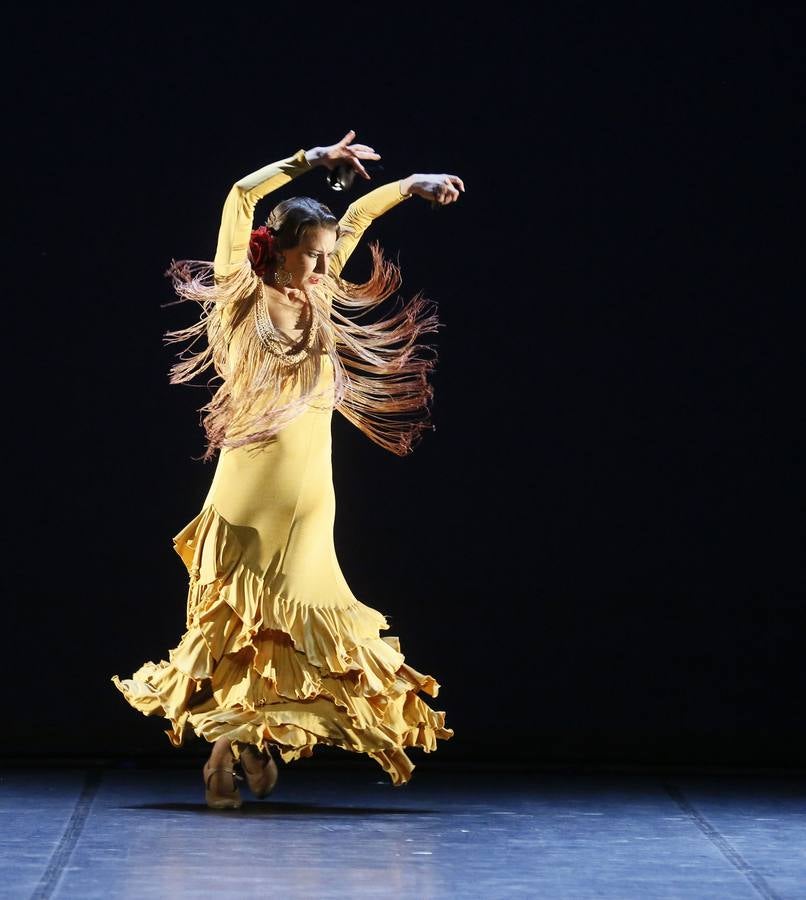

{"left": 113, "top": 131, "right": 462, "bottom": 808}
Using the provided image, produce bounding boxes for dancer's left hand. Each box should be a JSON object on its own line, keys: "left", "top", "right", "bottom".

{"left": 400, "top": 173, "right": 466, "bottom": 205}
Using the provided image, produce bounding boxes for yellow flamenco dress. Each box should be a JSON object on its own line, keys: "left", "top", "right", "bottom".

{"left": 111, "top": 150, "right": 454, "bottom": 786}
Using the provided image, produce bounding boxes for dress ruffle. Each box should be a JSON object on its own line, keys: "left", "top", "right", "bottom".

{"left": 112, "top": 505, "right": 454, "bottom": 786}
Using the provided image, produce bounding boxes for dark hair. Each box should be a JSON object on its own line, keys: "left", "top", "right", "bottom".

{"left": 266, "top": 197, "right": 339, "bottom": 251}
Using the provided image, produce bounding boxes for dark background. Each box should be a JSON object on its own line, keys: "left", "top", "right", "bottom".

{"left": 6, "top": 5, "right": 804, "bottom": 771}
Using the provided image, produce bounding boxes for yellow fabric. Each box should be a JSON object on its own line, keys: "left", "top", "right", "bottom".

{"left": 112, "top": 152, "right": 452, "bottom": 786}
{"left": 212, "top": 148, "right": 411, "bottom": 280}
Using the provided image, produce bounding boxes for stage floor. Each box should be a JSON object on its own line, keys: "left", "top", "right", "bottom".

{"left": 3, "top": 766, "right": 804, "bottom": 899}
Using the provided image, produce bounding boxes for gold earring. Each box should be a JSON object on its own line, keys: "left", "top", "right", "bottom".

{"left": 273, "top": 254, "right": 292, "bottom": 287}
{"left": 273, "top": 268, "right": 292, "bottom": 287}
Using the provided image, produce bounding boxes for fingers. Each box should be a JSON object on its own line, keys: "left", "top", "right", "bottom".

{"left": 345, "top": 148, "right": 371, "bottom": 179}
{"left": 434, "top": 176, "right": 462, "bottom": 205}
{"left": 447, "top": 174, "right": 465, "bottom": 192}
{"left": 334, "top": 134, "right": 381, "bottom": 179}
{"left": 348, "top": 145, "right": 382, "bottom": 160}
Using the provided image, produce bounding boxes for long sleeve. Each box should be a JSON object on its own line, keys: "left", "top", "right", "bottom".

{"left": 330, "top": 181, "right": 412, "bottom": 278}
{"left": 213, "top": 149, "right": 312, "bottom": 279}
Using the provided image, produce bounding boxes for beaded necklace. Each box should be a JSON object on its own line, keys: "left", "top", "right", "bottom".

{"left": 252, "top": 280, "right": 317, "bottom": 366}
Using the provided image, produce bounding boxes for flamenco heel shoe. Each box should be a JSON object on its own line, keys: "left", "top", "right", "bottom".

{"left": 203, "top": 761, "right": 243, "bottom": 810}
{"left": 237, "top": 743, "right": 279, "bottom": 799}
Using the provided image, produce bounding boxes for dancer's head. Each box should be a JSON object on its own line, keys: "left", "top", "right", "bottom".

{"left": 264, "top": 197, "right": 339, "bottom": 290}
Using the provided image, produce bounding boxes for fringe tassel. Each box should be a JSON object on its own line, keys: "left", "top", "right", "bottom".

{"left": 162, "top": 242, "right": 441, "bottom": 461}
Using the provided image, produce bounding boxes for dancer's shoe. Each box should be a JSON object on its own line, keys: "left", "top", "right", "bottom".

{"left": 237, "top": 743, "right": 279, "bottom": 799}
{"left": 203, "top": 761, "right": 243, "bottom": 810}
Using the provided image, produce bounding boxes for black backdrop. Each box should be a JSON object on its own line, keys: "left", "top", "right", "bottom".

{"left": 6, "top": 5, "right": 804, "bottom": 769}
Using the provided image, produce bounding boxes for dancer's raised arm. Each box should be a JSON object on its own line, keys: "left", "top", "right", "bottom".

{"left": 330, "top": 172, "right": 465, "bottom": 278}
{"left": 213, "top": 151, "right": 312, "bottom": 280}
{"left": 213, "top": 130, "right": 381, "bottom": 280}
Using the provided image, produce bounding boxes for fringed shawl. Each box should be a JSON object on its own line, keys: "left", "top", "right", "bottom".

{"left": 162, "top": 244, "right": 441, "bottom": 462}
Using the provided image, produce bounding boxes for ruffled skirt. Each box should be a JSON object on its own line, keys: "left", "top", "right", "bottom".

{"left": 112, "top": 504, "right": 454, "bottom": 786}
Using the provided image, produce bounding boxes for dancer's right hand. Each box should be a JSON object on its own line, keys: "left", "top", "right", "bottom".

{"left": 305, "top": 131, "right": 381, "bottom": 180}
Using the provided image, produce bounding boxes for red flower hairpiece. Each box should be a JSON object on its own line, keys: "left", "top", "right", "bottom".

{"left": 248, "top": 226, "right": 277, "bottom": 277}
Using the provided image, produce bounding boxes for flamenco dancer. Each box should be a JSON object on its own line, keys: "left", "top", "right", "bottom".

{"left": 112, "top": 131, "right": 463, "bottom": 808}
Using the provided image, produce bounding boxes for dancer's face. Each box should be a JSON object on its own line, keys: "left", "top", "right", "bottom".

{"left": 279, "top": 226, "right": 338, "bottom": 290}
